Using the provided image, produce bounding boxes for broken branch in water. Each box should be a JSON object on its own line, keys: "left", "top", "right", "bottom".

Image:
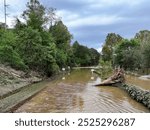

{"left": 95, "top": 68, "right": 125, "bottom": 86}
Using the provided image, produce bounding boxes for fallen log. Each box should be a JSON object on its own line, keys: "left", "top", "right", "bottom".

{"left": 95, "top": 68, "right": 150, "bottom": 110}
{"left": 95, "top": 68, "right": 125, "bottom": 86}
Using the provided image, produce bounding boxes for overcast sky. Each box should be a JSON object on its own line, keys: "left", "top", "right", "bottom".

{"left": 0, "top": 0, "right": 150, "bottom": 51}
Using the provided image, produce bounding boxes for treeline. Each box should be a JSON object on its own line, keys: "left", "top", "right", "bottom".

{"left": 101, "top": 31, "right": 150, "bottom": 73}
{"left": 0, "top": 0, "right": 99, "bottom": 76}
{"left": 73, "top": 41, "right": 99, "bottom": 66}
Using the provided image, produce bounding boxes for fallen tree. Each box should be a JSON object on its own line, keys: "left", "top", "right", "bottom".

{"left": 95, "top": 68, "right": 125, "bottom": 86}
{"left": 95, "top": 68, "right": 150, "bottom": 110}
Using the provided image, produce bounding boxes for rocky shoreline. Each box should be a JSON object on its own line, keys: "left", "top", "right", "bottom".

{"left": 120, "top": 84, "right": 150, "bottom": 109}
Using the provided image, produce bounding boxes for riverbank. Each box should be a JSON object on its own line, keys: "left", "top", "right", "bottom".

{"left": 0, "top": 64, "right": 45, "bottom": 112}
{"left": 0, "top": 64, "right": 65, "bottom": 112}
{"left": 126, "top": 71, "right": 150, "bottom": 80}
{"left": 120, "top": 84, "right": 150, "bottom": 109}
{"left": 0, "top": 80, "right": 49, "bottom": 112}
{"left": 0, "top": 64, "right": 42, "bottom": 99}
{"left": 125, "top": 74, "right": 150, "bottom": 109}
{"left": 73, "top": 66, "right": 99, "bottom": 69}
{"left": 139, "top": 75, "right": 150, "bottom": 80}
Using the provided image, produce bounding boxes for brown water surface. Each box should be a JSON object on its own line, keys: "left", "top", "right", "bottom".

{"left": 126, "top": 75, "right": 150, "bottom": 90}
{"left": 15, "top": 69, "right": 150, "bottom": 113}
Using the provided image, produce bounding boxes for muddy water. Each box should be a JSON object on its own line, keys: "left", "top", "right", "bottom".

{"left": 126, "top": 75, "right": 150, "bottom": 90}
{"left": 15, "top": 69, "right": 150, "bottom": 113}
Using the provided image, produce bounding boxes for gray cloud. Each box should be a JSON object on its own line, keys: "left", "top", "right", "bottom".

{"left": 1, "top": 0, "right": 150, "bottom": 50}
{"left": 42, "top": 0, "right": 150, "bottom": 49}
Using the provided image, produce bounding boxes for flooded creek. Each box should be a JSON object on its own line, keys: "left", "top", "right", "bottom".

{"left": 14, "top": 69, "right": 150, "bottom": 113}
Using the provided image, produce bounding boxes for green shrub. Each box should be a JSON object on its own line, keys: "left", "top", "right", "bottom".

{"left": 0, "top": 45, "right": 27, "bottom": 70}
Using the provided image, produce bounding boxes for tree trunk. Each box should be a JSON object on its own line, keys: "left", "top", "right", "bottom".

{"left": 95, "top": 68, "right": 125, "bottom": 86}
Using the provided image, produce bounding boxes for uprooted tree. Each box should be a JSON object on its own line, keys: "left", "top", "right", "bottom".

{"left": 95, "top": 68, "right": 150, "bottom": 109}
{"left": 95, "top": 68, "right": 125, "bottom": 86}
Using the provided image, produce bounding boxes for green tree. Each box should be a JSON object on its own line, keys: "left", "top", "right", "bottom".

{"left": 142, "top": 43, "right": 150, "bottom": 71}
{"left": 73, "top": 41, "right": 99, "bottom": 66}
{"left": 14, "top": 18, "right": 26, "bottom": 33}
{"left": 89, "top": 48, "right": 100, "bottom": 65}
{"left": 102, "top": 33, "right": 123, "bottom": 61}
{"left": 50, "top": 20, "right": 73, "bottom": 67}
{"left": 50, "top": 21, "right": 72, "bottom": 49}
{"left": 135, "top": 30, "right": 150, "bottom": 44}
{"left": 0, "top": 29, "right": 27, "bottom": 70}
{"left": 22, "top": 0, "right": 46, "bottom": 31}
{"left": 13, "top": 0, "right": 60, "bottom": 75}
{"left": 0, "top": 29, "right": 16, "bottom": 47}
{"left": 114, "top": 39, "right": 140, "bottom": 70}
{"left": 73, "top": 42, "right": 90, "bottom": 66}
{"left": 134, "top": 30, "right": 150, "bottom": 73}
{"left": 16, "top": 27, "right": 58, "bottom": 75}
{"left": 55, "top": 49, "right": 67, "bottom": 67}
{"left": 0, "top": 45, "right": 27, "bottom": 70}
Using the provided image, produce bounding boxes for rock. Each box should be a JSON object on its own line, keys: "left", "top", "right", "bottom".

{"left": 120, "top": 83, "right": 150, "bottom": 109}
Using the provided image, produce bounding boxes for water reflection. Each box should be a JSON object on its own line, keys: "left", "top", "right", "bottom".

{"left": 90, "top": 69, "right": 95, "bottom": 80}
{"left": 15, "top": 69, "right": 150, "bottom": 113}
{"left": 62, "top": 76, "right": 65, "bottom": 80}
{"left": 91, "top": 76, "right": 94, "bottom": 80}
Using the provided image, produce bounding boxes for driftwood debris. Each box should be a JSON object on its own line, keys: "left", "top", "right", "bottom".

{"left": 95, "top": 68, "right": 125, "bottom": 86}
{"left": 95, "top": 68, "right": 150, "bottom": 109}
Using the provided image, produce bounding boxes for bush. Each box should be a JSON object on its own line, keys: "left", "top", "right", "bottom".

{"left": 0, "top": 29, "right": 17, "bottom": 47}
{"left": 16, "top": 27, "right": 59, "bottom": 75}
{"left": 0, "top": 45, "right": 27, "bottom": 70}
{"left": 47, "top": 63, "right": 60, "bottom": 76}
